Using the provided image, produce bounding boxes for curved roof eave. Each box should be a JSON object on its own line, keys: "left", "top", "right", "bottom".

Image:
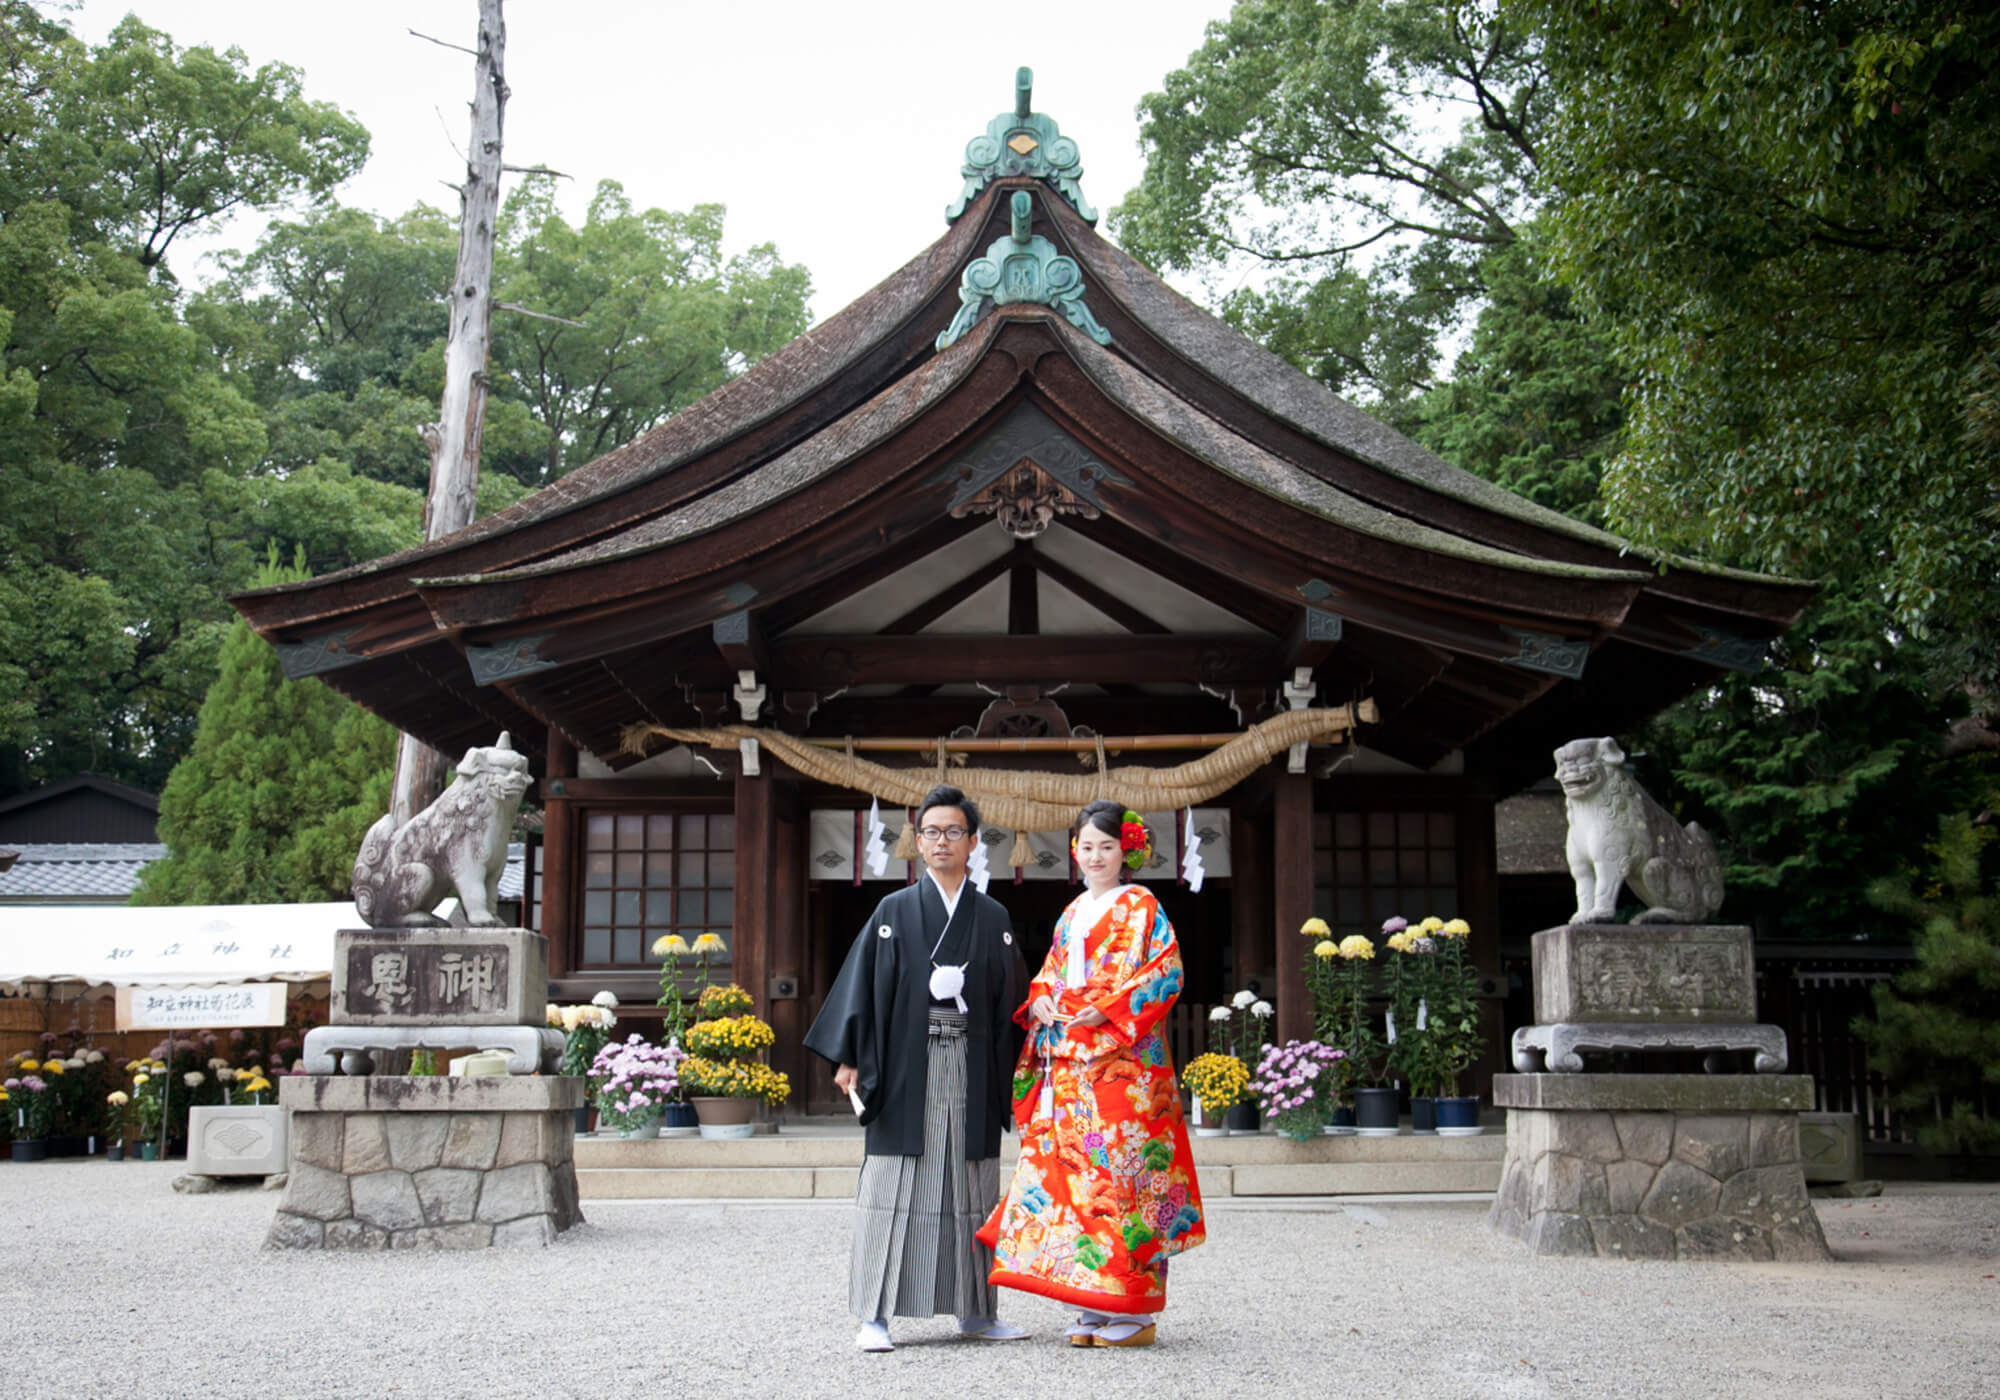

{"left": 411, "top": 314, "right": 1009, "bottom": 593}
{"left": 1051, "top": 199, "right": 1812, "bottom": 591}
{"left": 1050, "top": 317, "right": 1648, "bottom": 586}
{"left": 233, "top": 186, "right": 1006, "bottom": 605}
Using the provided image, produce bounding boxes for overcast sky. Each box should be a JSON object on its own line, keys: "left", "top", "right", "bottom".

{"left": 72, "top": 0, "right": 1235, "bottom": 322}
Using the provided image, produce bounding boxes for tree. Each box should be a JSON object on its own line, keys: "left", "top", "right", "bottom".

{"left": 1859, "top": 813, "right": 2000, "bottom": 1153}
{"left": 491, "top": 177, "right": 812, "bottom": 481}
{"left": 131, "top": 550, "right": 399, "bottom": 906}
{"left": 0, "top": 5, "right": 367, "bottom": 798}
{"left": 1408, "top": 235, "right": 1620, "bottom": 524}
{"left": 1630, "top": 587, "right": 1978, "bottom": 940}
{"left": 1114, "top": 0, "right": 1549, "bottom": 417}
{"left": 1510, "top": 0, "right": 2000, "bottom": 701}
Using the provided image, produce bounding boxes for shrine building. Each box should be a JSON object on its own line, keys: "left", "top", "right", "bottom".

{"left": 232, "top": 71, "right": 1811, "bottom": 1111}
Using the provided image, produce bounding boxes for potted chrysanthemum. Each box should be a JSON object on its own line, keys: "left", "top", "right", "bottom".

{"left": 1250, "top": 1039, "right": 1347, "bottom": 1142}
{"left": 680, "top": 983, "right": 789, "bottom": 1138}
{"left": 1208, "top": 989, "right": 1273, "bottom": 1132}
{"left": 1181, "top": 1052, "right": 1250, "bottom": 1137}
{"left": 550, "top": 995, "right": 618, "bottom": 1133}
{"left": 588, "top": 1035, "right": 686, "bottom": 1139}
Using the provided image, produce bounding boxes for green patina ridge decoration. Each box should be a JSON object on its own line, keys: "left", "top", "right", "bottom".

{"left": 946, "top": 66, "right": 1097, "bottom": 224}
{"left": 935, "top": 190, "right": 1112, "bottom": 351}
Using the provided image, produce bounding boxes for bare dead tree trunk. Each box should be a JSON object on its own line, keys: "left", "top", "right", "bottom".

{"left": 392, "top": 0, "right": 508, "bottom": 826}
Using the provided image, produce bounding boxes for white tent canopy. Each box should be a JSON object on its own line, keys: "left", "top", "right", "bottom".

{"left": 0, "top": 903, "right": 352, "bottom": 992}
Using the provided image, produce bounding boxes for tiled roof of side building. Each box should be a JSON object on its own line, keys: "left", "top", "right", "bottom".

{"left": 0, "top": 843, "right": 529, "bottom": 903}
{"left": 0, "top": 844, "right": 167, "bottom": 898}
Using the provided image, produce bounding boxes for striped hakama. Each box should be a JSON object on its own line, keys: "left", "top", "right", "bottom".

{"left": 849, "top": 1008, "right": 1000, "bottom": 1320}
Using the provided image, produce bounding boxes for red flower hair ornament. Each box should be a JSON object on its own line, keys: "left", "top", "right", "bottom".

{"left": 1069, "top": 810, "right": 1155, "bottom": 871}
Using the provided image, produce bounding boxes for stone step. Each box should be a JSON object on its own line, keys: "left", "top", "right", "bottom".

{"left": 575, "top": 1128, "right": 1507, "bottom": 1200}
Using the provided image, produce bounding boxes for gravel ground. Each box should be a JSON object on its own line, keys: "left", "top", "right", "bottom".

{"left": 2, "top": 1162, "right": 1995, "bottom": 1399}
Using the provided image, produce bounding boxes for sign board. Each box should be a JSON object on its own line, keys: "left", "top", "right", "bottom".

{"left": 117, "top": 982, "right": 288, "bottom": 1030}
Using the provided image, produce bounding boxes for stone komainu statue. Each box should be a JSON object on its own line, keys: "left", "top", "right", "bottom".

{"left": 1554, "top": 737, "right": 1724, "bottom": 925}
{"left": 352, "top": 734, "right": 533, "bottom": 928}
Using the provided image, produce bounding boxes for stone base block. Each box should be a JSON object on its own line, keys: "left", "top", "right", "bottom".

{"left": 1798, "top": 1111, "right": 1863, "bottom": 1183}
{"left": 267, "top": 1076, "right": 583, "bottom": 1250}
{"left": 1511, "top": 1022, "right": 1789, "bottom": 1074}
{"left": 302, "top": 1025, "right": 564, "bottom": 1076}
{"left": 1487, "top": 1093, "right": 1829, "bottom": 1261}
{"left": 188, "top": 1105, "right": 288, "bottom": 1177}
{"left": 1532, "top": 924, "right": 1756, "bottom": 1023}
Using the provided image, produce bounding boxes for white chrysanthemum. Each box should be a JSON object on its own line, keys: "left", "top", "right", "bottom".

{"left": 1231, "top": 990, "right": 1255, "bottom": 1009}
{"left": 592, "top": 990, "right": 618, "bottom": 1008}
{"left": 182, "top": 1072, "right": 205, "bottom": 1088}
{"left": 1208, "top": 1006, "right": 1231, "bottom": 1023}
{"left": 1251, "top": 1001, "right": 1273, "bottom": 1019}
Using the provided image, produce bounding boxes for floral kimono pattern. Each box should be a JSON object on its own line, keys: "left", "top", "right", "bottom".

{"left": 977, "top": 886, "right": 1205, "bottom": 1313}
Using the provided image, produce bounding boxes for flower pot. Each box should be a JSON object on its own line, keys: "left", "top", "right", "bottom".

{"left": 662, "top": 1102, "right": 699, "bottom": 1137}
{"left": 1435, "top": 1096, "right": 1482, "bottom": 1135}
{"left": 138, "top": 1142, "right": 159, "bottom": 1161}
{"left": 614, "top": 1109, "right": 663, "bottom": 1140}
{"left": 107, "top": 1143, "right": 125, "bottom": 1162}
{"left": 692, "top": 1096, "right": 755, "bottom": 1139}
{"left": 1225, "top": 1102, "right": 1260, "bottom": 1135}
{"left": 1353, "top": 1087, "right": 1400, "bottom": 1136}
{"left": 573, "top": 1106, "right": 593, "bottom": 1135}
{"left": 1190, "top": 1096, "right": 1228, "bottom": 1138}
{"left": 1324, "top": 1106, "right": 1357, "bottom": 1136}
{"left": 10, "top": 1139, "right": 46, "bottom": 1163}
{"left": 1410, "top": 1095, "right": 1437, "bottom": 1135}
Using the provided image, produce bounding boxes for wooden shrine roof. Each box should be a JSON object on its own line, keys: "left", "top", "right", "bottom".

{"left": 232, "top": 117, "right": 1812, "bottom": 796}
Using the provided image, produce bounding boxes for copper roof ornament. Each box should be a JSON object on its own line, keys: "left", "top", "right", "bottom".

{"left": 946, "top": 66, "right": 1097, "bottom": 224}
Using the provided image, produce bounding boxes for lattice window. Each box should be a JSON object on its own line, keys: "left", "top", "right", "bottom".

{"left": 579, "top": 811, "right": 736, "bottom": 966}
{"left": 1316, "top": 809, "right": 1458, "bottom": 937}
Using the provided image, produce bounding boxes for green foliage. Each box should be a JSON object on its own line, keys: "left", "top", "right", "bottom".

{"left": 1115, "top": 0, "right": 1548, "bottom": 414}
{"left": 1511, "top": 0, "right": 2000, "bottom": 690}
{"left": 1859, "top": 814, "right": 2000, "bottom": 1153}
{"left": 1409, "top": 235, "right": 1619, "bottom": 524}
{"left": 490, "top": 177, "right": 813, "bottom": 481}
{"left": 130, "top": 550, "right": 397, "bottom": 905}
{"left": 1632, "top": 587, "right": 1978, "bottom": 939}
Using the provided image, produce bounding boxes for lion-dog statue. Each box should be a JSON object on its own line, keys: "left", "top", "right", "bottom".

{"left": 352, "top": 734, "right": 533, "bottom": 928}
{"left": 1554, "top": 737, "right": 1723, "bottom": 925}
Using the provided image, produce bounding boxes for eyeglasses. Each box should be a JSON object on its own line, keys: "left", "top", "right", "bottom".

{"left": 917, "top": 826, "right": 970, "bottom": 843}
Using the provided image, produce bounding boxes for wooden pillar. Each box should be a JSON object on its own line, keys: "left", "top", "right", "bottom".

{"left": 1457, "top": 786, "right": 1503, "bottom": 1100}
{"left": 541, "top": 729, "right": 577, "bottom": 981}
{"left": 732, "top": 767, "right": 774, "bottom": 1024}
{"left": 1228, "top": 801, "right": 1268, "bottom": 1002}
{"left": 767, "top": 780, "right": 809, "bottom": 1109}
{"left": 1273, "top": 771, "right": 1314, "bottom": 1045}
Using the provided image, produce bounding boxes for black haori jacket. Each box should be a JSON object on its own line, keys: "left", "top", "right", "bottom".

{"left": 804, "top": 877, "right": 1029, "bottom": 1160}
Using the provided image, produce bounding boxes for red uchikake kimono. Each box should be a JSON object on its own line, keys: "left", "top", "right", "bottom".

{"left": 978, "top": 885, "right": 1206, "bottom": 1313}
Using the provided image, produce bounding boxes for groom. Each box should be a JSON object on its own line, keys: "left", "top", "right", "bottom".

{"left": 804, "top": 784, "right": 1030, "bottom": 1351}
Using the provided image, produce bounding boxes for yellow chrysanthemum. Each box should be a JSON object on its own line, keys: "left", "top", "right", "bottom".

{"left": 692, "top": 932, "right": 727, "bottom": 954}
{"left": 655, "top": 933, "right": 691, "bottom": 956}
{"left": 1337, "top": 934, "right": 1376, "bottom": 960}
{"left": 1312, "top": 938, "right": 1338, "bottom": 959}
{"left": 1443, "top": 918, "right": 1471, "bottom": 937}
{"left": 19, "top": 1059, "right": 39, "bottom": 1071}
{"left": 43, "top": 1059, "right": 64, "bottom": 1075}
{"left": 106, "top": 1090, "right": 130, "bottom": 1105}
{"left": 1299, "top": 916, "right": 1331, "bottom": 938}
{"left": 132, "top": 1072, "right": 150, "bottom": 1087}
{"left": 1421, "top": 916, "right": 1445, "bottom": 932}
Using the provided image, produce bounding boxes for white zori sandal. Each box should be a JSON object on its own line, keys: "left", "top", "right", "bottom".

{"left": 1067, "top": 1310, "right": 1112, "bottom": 1347}
{"left": 1091, "top": 1316, "right": 1157, "bottom": 1348}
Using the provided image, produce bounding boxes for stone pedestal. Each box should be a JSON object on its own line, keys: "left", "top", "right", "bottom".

{"left": 333, "top": 927, "right": 548, "bottom": 1026}
{"left": 188, "top": 1105, "right": 288, "bottom": 1178}
{"left": 266, "top": 1076, "right": 584, "bottom": 1250}
{"left": 1512, "top": 924, "right": 1789, "bottom": 1072}
{"left": 1487, "top": 1074, "right": 1830, "bottom": 1260}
